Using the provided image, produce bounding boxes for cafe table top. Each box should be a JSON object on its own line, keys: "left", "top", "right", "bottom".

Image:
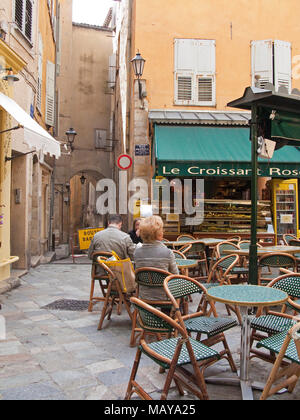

{"left": 223, "top": 245, "right": 300, "bottom": 256}
{"left": 175, "top": 258, "right": 198, "bottom": 269}
{"left": 163, "top": 238, "right": 224, "bottom": 247}
{"left": 206, "top": 284, "right": 288, "bottom": 308}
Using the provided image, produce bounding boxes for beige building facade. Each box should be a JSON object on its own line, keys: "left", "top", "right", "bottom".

{"left": 111, "top": 0, "right": 300, "bottom": 231}
{"left": 0, "top": 0, "right": 60, "bottom": 287}
{"left": 54, "top": 0, "right": 113, "bottom": 248}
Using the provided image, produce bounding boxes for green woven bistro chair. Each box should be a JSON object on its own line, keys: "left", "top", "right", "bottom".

{"left": 96, "top": 261, "right": 133, "bottom": 331}
{"left": 177, "top": 234, "right": 196, "bottom": 241}
{"left": 258, "top": 252, "right": 297, "bottom": 285}
{"left": 257, "top": 321, "right": 300, "bottom": 400}
{"left": 172, "top": 250, "right": 187, "bottom": 259}
{"left": 183, "top": 240, "right": 209, "bottom": 279}
{"left": 206, "top": 253, "right": 241, "bottom": 287}
{"left": 125, "top": 297, "right": 220, "bottom": 401}
{"left": 164, "top": 274, "right": 237, "bottom": 373}
{"left": 283, "top": 234, "right": 298, "bottom": 246}
{"left": 130, "top": 268, "right": 173, "bottom": 347}
{"left": 88, "top": 251, "right": 113, "bottom": 312}
{"left": 204, "top": 254, "right": 243, "bottom": 324}
{"left": 216, "top": 241, "right": 248, "bottom": 281}
{"left": 177, "top": 243, "right": 192, "bottom": 255}
{"left": 250, "top": 272, "right": 300, "bottom": 363}
{"left": 287, "top": 240, "right": 300, "bottom": 270}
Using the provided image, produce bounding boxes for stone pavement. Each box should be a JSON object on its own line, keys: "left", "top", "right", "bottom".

{"left": 0, "top": 259, "right": 299, "bottom": 401}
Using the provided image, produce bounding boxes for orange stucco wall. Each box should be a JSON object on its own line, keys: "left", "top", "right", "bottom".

{"left": 37, "top": 0, "right": 56, "bottom": 128}
{"left": 133, "top": 0, "right": 300, "bottom": 110}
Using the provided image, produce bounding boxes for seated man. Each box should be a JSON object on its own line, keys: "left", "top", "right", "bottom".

{"left": 88, "top": 214, "right": 135, "bottom": 262}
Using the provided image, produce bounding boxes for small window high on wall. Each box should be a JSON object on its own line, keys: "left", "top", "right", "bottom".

{"left": 251, "top": 39, "right": 292, "bottom": 93}
{"left": 174, "top": 39, "right": 216, "bottom": 106}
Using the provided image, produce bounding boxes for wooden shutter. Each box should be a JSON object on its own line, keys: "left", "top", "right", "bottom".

{"left": 174, "top": 39, "right": 215, "bottom": 105}
{"left": 25, "top": 0, "right": 33, "bottom": 41}
{"left": 174, "top": 39, "right": 195, "bottom": 104}
{"left": 195, "top": 40, "right": 216, "bottom": 105}
{"left": 45, "top": 61, "right": 55, "bottom": 126}
{"left": 108, "top": 54, "right": 116, "bottom": 89}
{"left": 197, "top": 77, "right": 213, "bottom": 102}
{"left": 15, "top": 0, "right": 23, "bottom": 30}
{"left": 251, "top": 40, "right": 273, "bottom": 89}
{"left": 274, "top": 40, "right": 292, "bottom": 93}
{"left": 177, "top": 76, "right": 193, "bottom": 101}
{"left": 36, "top": 34, "right": 43, "bottom": 112}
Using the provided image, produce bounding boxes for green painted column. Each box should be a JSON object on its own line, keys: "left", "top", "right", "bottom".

{"left": 249, "top": 104, "right": 258, "bottom": 285}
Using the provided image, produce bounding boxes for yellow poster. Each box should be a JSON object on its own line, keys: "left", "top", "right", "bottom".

{"left": 77, "top": 228, "right": 104, "bottom": 250}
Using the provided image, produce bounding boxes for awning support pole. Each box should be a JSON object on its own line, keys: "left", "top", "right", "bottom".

{"left": 249, "top": 104, "right": 258, "bottom": 285}
{"left": 5, "top": 150, "right": 35, "bottom": 162}
{"left": 0, "top": 124, "right": 23, "bottom": 135}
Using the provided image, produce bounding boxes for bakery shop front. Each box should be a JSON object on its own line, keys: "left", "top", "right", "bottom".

{"left": 149, "top": 111, "right": 300, "bottom": 243}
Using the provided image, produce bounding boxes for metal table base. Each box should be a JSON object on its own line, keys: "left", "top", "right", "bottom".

{"left": 205, "top": 307, "right": 285, "bottom": 400}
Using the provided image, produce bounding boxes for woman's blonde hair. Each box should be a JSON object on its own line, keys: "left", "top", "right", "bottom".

{"left": 139, "top": 216, "right": 164, "bottom": 243}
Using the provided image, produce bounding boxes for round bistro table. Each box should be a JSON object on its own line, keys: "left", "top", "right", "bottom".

{"left": 164, "top": 238, "right": 224, "bottom": 248}
{"left": 175, "top": 258, "right": 198, "bottom": 276}
{"left": 206, "top": 284, "right": 288, "bottom": 400}
{"left": 223, "top": 245, "right": 300, "bottom": 256}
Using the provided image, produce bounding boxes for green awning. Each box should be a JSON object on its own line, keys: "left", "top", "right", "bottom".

{"left": 154, "top": 125, "right": 300, "bottom": 177}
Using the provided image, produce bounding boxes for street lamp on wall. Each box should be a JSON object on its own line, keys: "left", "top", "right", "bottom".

{"left": 130, "top": 51, "right": 146, "bottom": 100}
{"left": 65, "top": 127, "right": 77, "bottom": 151}
{"left": 80, "top": 173, "right": 86, "bottom": 185}
{"left": 0, "top": 66, "right": 19, "bottom": 86}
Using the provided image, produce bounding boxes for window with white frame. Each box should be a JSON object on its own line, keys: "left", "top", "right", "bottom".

{"left": 251, "top": 40, "right": 292, "bottom": 93}
{"left": 174, "top": 39, "right": 216, "bottom": 106}
{"left": 15, "top": 0, "right": 33, "bottom": 43}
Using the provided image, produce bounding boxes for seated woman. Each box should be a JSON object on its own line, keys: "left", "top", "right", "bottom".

{"left": 134, "top": 215, "right": 179, "bottom": 301}
{"left": 128, "top": 218, "right": 143, "bottom": 244}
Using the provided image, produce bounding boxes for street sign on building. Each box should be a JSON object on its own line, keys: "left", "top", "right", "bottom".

{"left": 117, "top": 154, "right": 133, "bottom": 170}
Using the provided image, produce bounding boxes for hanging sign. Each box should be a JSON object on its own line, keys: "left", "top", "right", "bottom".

{"left": 117, "top": 154, "right": 133, "bottom": 170}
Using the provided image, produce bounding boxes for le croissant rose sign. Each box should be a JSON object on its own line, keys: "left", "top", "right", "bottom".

{"left": 158, "top": 162, "right": 300, "bottom": 178}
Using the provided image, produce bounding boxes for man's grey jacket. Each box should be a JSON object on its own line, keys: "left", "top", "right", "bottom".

{"left": 88, "top": 226, "right": 136, "bottom": 261}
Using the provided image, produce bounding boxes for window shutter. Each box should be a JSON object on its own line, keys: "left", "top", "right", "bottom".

{"left": 197, "top": 77, "right": 213, "bottom": 102}
{"left": 95, "top": 129, "right": 107, "bottom": 149}
{"left": 195, "top": 40, "right": 216, "bottom": 105}
{"left": 174, "top": 39, "right": 215, "bottom": 105}
{"left": 274, "top": 40, "right": 292, "bottom": 93}
{"left": 45, "top": 61, "right": 55, "bottom": 126}
{"left": 175, "top": 39, "right": 197, "bottom": 72}
{"left": 251, "top": 40, "right": 273, "bottom": 89}
{"left": 177, "top": 75, "right": 193, "bottom": 101}
{"left": 25, "top": 0, "right": 33, "bottom": 41}
{"left": 108, "top": 54, "right": 116, "bottom": 89}
{"left": 15, "top": 0, "right": 23, "bottom": 30}
{"left": 37, "top": 34, "right": 43, "bottom": 112}
{"left": 174, "top": 39, "right": 195, "bottom": 104}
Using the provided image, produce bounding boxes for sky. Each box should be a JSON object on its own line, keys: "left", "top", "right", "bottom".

{"left": 72, "top": 0, "right": 114, "bottom": 26}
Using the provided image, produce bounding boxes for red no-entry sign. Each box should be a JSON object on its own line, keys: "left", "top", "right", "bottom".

{"left": 117, "top": 154, "right": 133, "bottom": 170}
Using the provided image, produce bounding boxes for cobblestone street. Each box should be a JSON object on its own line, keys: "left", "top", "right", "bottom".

{"left": 0, "top": 260, "right": 299, "bottom": 401}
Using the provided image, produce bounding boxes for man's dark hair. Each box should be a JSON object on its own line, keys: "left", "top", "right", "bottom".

{"left": 107, "top": 214, "right": 123, "bottom": 225}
